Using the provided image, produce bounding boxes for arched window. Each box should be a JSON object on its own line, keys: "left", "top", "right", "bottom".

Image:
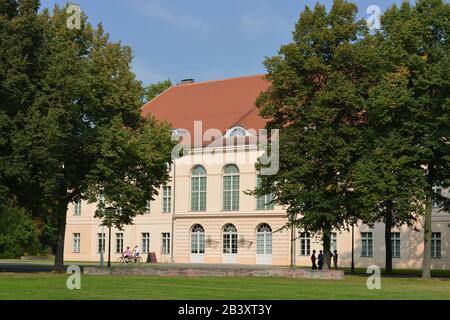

{"left": 222, "top": 224, "right": 238, "bottom": 254}
{"left": 226, "top": 126, "right": 248, "bottom": 138}
{"left": 223, "top": 164, "right": 240, "bottom": 211}
{"left": 256, "top": 224, "right": 272, "bottom": 255}
{"left": 191, "top": 224, "right": 205, "bottom": 254}
{"left": 191, "top": 165, "right": 207, "bottom": 211}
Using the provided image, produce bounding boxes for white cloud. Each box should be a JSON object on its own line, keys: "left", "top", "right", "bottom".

{"left": 133, "top": 0, "right": 209, "bottom": 33}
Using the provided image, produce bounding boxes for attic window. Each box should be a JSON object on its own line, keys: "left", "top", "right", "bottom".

{"left": 226, "top": 126, "right": 249, "bottom": 138}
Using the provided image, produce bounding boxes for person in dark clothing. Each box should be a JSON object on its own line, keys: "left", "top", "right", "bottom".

{"left": 311, "top": 250, "right": 317, "bottom": 270}
{"left": 318, "top": 250, "right": 324, "bottom": 270}
{"left": 333, "top": 250, "right": 338, "bottom": 270}
{"left": 328, "top": 251, "right": 333, "bottom": 269}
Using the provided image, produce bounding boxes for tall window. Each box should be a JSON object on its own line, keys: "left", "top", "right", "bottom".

{"left": 361, "top": 232, "right": 373, "bottom": 257}
{"left": 432, "top": 232, "right": 441, "bottom": 259}
{"left": 116, "top": 233, "right": 124, "bottom": 254}
{"left": 331, "top": 232, "right": 337, "bottom": 252}
{"left": 256, "top": 176, "right": 275, "bottom": 210}
{"left": 299, "top": 232, "right": 311, "bottom": 256}
{"left": 191, "top": 165, "right": 207, "bottom": 212}
{"left": 74, "top": 201, "right": 81, "bottom": 216}
{"left": 98, "top": 192, "right": 105, "bottom": 205}
{"left": 142, "top": 233, "right": 150, "bottom": 254}
{"left": 223, "top": 164, "right": 240, "bottom": 211}
{"left": 256, "top": 224, "right": 272, "bottom": 255}
{"left": 191, "top": 224, "right": 205, "bottom": 254}
{"left": 163, "top": 186, "right": 172, "bottom": 213}
{"left": 73, "top": 233, "right": 80, "bottom": 253}
{"left": 162, "top": 233, "right": 170, "bottom": 255}
{"left": 432, "top": 186, "right": 443, "bottom": 208}
{"left": 391, "top": 232, "right": 401, "bottom": 258}
{"left": 97, "top": 233, "right": 105, "bottom": 254}
{"left": 223, "top": 224, "right": 238, "bottom": 254}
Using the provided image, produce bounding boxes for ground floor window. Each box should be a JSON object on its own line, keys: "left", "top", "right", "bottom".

{"left": 73, "top": 233, "right": 80, "bottom": 253}
{"left": 256, "top": 224, "right": 272, "bottom": 255}
{"left": 142, "top": 233, "right": 150, "bottom": 254}
{"left": 361, "top": 232, "right": 373, "bottom": 257}
{"left": 223, "top": 224, "right": 238, "bottom": 254}
{"left": 331, "top": 232, "right": 337, "bottom": 252}
{"left": 391, "top": 232, "right": 401, "bottom": 258}
{"left": 116, "top": 233, "right": 123, "bottom": 254}
{"left": 162, "top": 233, "right": 170, "bottom": 255}
{"left": 432, "top": 232, "right": 441, "bottom": 259}
{"left": 191, "top": 224, "right": 205, "bottom": 254}
{"left": 299, "top": 232, "right": 310, "bottom": 256}
{"left": 97, "top": 233, "right": 105, "bottom": 254}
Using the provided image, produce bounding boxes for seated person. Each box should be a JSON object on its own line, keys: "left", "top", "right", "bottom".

{"left": 123, "top": 246, "right": 132, "bottom": 258}
{"left": 133, "top": 245, "right": 140, "bottom": 257}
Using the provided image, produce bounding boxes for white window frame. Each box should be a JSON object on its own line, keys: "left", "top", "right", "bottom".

{"left": 331, "top": 232, "right": 337, "bottom": 252}
{"left": 97, "top": 233, "right": 105, "bottom": 254}
{"left": 73, "top": 233, "right": 80, "bottom": 253}
{"left": 191, "top": 225, "right": 205, "bottom": 254}
{"left": 256, "top": 176, "right": 275, "bottom": 211}
{"left": 432, "top": 232, "right": 441, "bottom": 259}
{"left": 223, "top": 164, "right": 240, "bottom": 211}
{"left": 142, "top": 233, "right": 150, "bottom": 254}
{"left": 162, "top": 233, "right": 170, "bottom": 255}
{"left": 391, "top": 232, "right": 401, "bottom": 258}
{"left": 74, "top": 201, "right": 81, "bottom": 216}
{"left": 432, "top": 186, "right": 443, "bottom": 208}
{"left": 116, "top": 233, "right": 124, "bottom": 254}
{"left": 299, "top": 232, "right": 311, "bottom": 256}
{"left": 222, "top": 224, "right": 238, "bottom": 255}
{"left": 191, "top": 165, "right": 207, "bottom": 212}
{"left": 361, "top": 232, "right": 373, "bottom": 257}
{"left": 163, "top": 186, "right": 172, "bottom": 213}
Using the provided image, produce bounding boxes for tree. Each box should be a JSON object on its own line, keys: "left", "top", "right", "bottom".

{"left": 255, "top": 0, "right": 371, "bottom": 269}
{"left": 0, "top": 205, "right": 39, "bottom": 258}
{"left": 143, "top": 79, "right": 172, "bottom": 102}
{"left": 379, "top": 0, "right": 450, "bottom": 278}
{"left": 354, "top": 68, "right": 428, "bottom": 273}
{"left": 2, "top": 3, "right": 174, "bottom": 271}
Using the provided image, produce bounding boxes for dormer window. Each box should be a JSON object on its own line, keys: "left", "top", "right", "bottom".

{"left": 226, "top": 126, "right": 249, "bottom": 138}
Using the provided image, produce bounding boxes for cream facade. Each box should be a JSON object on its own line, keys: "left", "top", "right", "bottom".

{"left": 65, "top": 144, "right": 450, "bottom": 270}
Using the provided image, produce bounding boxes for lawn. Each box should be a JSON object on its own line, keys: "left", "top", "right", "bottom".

{"left": 0, "top": 273, "right": 449, "bottom": 300}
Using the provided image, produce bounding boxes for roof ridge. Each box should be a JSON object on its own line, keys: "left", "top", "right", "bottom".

{"left": 175, "top": 74, "right": 266, "bottom": 87}
{"left": 140, "top": 85, "right": 175, "bottom": 111}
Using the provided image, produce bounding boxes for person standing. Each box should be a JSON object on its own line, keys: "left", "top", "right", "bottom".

{"left": 333, "top": 250, "right": 339, "bottom": 270}
{"left": 328, "top": 251, "right": 333, "bottom": 269}
{"left": 318, "top": 250, "right": 324, "bottom": 270}
{"left": 311, "top": 250, "right": 317, "bottom": 270}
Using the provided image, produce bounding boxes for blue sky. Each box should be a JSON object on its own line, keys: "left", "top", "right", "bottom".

{"left": 40, "top": 0, "right": 405, "bottom": 86}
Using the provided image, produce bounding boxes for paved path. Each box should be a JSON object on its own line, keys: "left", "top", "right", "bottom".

{"left": 0, "top": 263, "right": 54, "bottom": 273}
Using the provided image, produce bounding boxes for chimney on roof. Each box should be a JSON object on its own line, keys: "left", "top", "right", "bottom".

{"left": 179, "top": 79, "right": 195, "bottom": 85}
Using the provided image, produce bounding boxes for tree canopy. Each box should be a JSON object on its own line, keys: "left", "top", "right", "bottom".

{"left": 0, "top": 1, "right": 174, "bottom": 270}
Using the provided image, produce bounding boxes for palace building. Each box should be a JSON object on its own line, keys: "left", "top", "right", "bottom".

{"left": 64, "top": 75, "right": 449, "bottom": 269}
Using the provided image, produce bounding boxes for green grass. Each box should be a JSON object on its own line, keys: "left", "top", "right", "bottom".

{"left": 0, "top": 273, "right": 449, "bottom": 300}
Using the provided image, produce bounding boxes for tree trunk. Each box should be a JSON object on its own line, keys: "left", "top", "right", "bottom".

{"left": 422, "top": 189, "right": 433, "bottom": 279}
{"left": 384, "top": 201, "right": 393, "bottom": 274}
{"left": 322, "top": 224, "right": 332, "bottom": 271}
{"left": 54, "top": 211, "right": 67, "bottom": 273}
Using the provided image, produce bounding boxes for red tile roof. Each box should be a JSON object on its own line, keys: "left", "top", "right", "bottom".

{"left": 141, "top": 75, "right": 269, "bottom": 146}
